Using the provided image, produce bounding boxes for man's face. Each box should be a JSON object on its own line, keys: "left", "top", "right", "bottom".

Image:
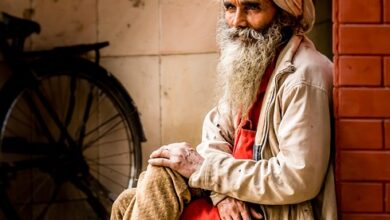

{"left": 223, "top": 0, "right": 277, "bottom": 32}
{"left": 218, "top": 0, "right": 283, "bottom": 116}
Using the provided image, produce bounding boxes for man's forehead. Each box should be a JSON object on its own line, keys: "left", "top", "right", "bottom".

{"left": 222, "top": 0, "right": 271, "bottom": 5}
{"left": 223, "top": 0, "right": 262, "bottom": 3}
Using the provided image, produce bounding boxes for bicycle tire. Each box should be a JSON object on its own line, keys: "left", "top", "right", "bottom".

{"left": 0, "top": 56, "right": 143, "bottom": 220}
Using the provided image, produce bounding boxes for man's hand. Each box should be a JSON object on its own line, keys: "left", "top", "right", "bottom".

{"left": 217, "top": 197, "right": 263, "bottom": 220}
{"left": 148, "top": 142, "right": 204, "bottom": 178}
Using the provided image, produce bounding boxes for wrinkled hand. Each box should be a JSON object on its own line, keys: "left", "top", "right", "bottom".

{"left": 217, "top": 197, "right": 263, "bottom": 220}
{"left": 148, "top": 142, "right": 204, "bottom": 178}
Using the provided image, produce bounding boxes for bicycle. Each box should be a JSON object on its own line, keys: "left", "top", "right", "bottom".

{"left": 0, "top": 12, "right": 146, "bottom": 220}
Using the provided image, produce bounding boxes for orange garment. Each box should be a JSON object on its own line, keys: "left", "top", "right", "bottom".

{"left": 180, "top": 59, "right": 275, "bottom": 220}
{"left": 232, "top": 57, "right": 274, "bottom": 160}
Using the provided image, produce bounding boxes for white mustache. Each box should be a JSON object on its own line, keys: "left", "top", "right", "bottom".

{"left": 224, "top": 27, "right": 265, "bottom": 42}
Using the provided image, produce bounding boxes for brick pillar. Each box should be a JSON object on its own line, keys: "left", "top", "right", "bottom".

{"left": 333, "top": 0, "right": 390, "bottom": 219}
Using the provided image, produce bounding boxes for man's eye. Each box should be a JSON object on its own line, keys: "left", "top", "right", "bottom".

{"left": 224, "top": 3, "right": 236, "bottom": 11}
{"left": 245, "top": 3, "right": 261, "bottom": 11}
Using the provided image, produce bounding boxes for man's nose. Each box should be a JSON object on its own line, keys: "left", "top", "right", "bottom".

{"left": 232, "top": 9, "right": 247, "bottom": 28}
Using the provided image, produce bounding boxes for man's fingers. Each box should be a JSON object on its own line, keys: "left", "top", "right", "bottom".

{"left": 222, "top": 215, "right": 233, "bottom": 220}
{"left": 235, "top": 202, "right": 250, "bottom": 220}
{"left": 149, "top": 146, "right": 170, "bottom": 159}
{"left": 249, "top": 207, "right": 263, "bottom": 219}
{"left": 240, "top": 208, "right": 251, "bottom": 220}
{"left": 148, "top": 158, "right": 171, "bottom": 167}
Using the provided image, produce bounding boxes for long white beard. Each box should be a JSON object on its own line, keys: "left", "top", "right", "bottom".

{"left": 216, "top": 19, "right": 284, "bottom": 117}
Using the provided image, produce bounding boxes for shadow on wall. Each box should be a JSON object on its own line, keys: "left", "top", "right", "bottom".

{"left": 307, "top": 0, "right": 332, "bottom": 59}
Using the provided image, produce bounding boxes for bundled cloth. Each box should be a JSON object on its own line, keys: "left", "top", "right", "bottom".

{"left": 110, "top": 166, "right": 191, "bottom": 220}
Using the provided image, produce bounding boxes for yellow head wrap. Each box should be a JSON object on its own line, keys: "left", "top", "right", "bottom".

{"left": 272, "top": 0, "right": 316, "bottom": 32}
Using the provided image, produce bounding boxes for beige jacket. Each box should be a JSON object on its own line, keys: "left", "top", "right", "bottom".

{"left": 189, "top": 34, "right": 337, "bottom": 219}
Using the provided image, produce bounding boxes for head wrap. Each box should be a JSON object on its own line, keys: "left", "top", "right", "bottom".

{"left": 272, "top": 0, "right": 315, "bottom": 33}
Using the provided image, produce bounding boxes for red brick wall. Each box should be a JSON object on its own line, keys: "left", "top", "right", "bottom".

{"left": 333, "top": 0, "right": 390, "bottom": 219}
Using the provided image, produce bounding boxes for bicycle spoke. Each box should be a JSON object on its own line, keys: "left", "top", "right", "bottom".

{"left": 70, "top": 178, "right": 109, "bottom": 220}
{"left": 9, "top": 172, "right": 45, "bottom": 205}
{"left": 32, "top": 85, "right": 76, "bottom": 147}
{"left": 64, "top": 75, "right": 76, "bottom": 129}
{"left": 83, "top": 121, "right": 124, "bottom": 151}
{"left": 9, "top": 114, "right": 33, "bottom": 130}
{"left": 77, "top": 84, "right": 95, "bottom": 147}
{"left": 86, "top": 138, "right": 128, "bottom": 147}
{"left": 3, "top": 126, "right": 21, "bottom": 137}
{"left": 23, "top": 94, "right": 56, "bottom": 143}
{"left": 85, "top": 151, "right": 130, "bottom": 160}
{"left": 40, "top": 76, "right": 54, "bottom": 112}
{"left": 14, "top": 103, "right": 33, "bottom": 123}
{"left": 47, "top": 75, "right": 56, "bottom": 111}
{"left": 35, "top": 183, "right": 62, "bottom": 220}
{"left": 18, "top": 172, "right": 53, "bottom": 213}
{"left": 86, "top": 159, "right": 130, "bottom": 177}
{"left": 87, "top": 90, "right": 108, "bottom": 120}
{"left": 83, "top": 113, "right": 120, "bottom": 138}
{"left": 60, "top": 76, "right": 69, "bottom": 121}
{"left": 87, "top": 173, "right": 112, "bottom": 197}
{"left": 88, "top": 166, "right": 128, "bottom": 189}
{"left": 86, "top": 159, "right": 132, "bottom": 166}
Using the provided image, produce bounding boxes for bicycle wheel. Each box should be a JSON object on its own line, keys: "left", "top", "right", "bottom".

{"left": 0, "top": 56, "right": 143, "bottom": 220}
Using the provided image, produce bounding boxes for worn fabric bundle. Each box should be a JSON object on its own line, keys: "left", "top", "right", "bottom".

{"left": 110, "top": 166, "right": 191, "bottom": 220}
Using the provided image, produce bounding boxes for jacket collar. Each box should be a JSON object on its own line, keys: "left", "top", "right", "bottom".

{"left": 274, "top": 34, "right": 304, "bottom": 76}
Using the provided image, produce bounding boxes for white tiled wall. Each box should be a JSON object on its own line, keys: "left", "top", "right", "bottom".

{"left": 0, "top": 0, "right": 30, "bottom": 17}
{"left": 161, "top": 53, "right": 218, "bottom": 146}
{"left": 0, "top": 0, "right": 219, "bottom": 171}
{"left": 30, "top": 0, "right": 97, "bottom": 50}
{"left": 160, "top": 0, "right": 219, "bottom": 54}
{"left": 98, "top": 0, "right": 160, "bottom": 56}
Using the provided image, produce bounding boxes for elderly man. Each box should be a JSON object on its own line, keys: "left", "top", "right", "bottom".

{"left": 111, "top": 0, "right": 337, "bottom": 219}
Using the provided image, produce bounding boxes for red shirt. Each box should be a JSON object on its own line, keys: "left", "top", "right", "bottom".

{"left": 181, "top": 59, "right": 276, "bottom": 220}
{"left": 232, "top": 58, "right": 276, "bottom": 159}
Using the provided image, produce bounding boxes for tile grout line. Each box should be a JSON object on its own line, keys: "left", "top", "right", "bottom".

{"left": 382, "top": 0, "right": 384, "bottom": 24}
{"left": 96, "top": 0, "right": 99, "bottom": 42}
{"left": 382, "top": 120, "right": 385, "bottom": 151}
{"left": 99, "top": 51, "right": 219, "bottom": 58}
{"left": 383, "top": 182, "right": 386, "bottom": 213}
{"left": 158, "top": 0, "right": 163, "bottom": 146}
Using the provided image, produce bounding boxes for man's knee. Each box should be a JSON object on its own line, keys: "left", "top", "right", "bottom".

{"left": 146, "top": 164, "right": 168, "bottom": 174}
{"left": 111, "top": 188, "right": 136, "bottom": 217}
{"left": 145, "top": 165, "right": 190, "bottom": 199}
{"left": 142, "top": 165, "right": 172, "bottom": 182}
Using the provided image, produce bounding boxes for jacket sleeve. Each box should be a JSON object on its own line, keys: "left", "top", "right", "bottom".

{"left": 196, "top": 101, "right": 236, "bottom": 205}
{"left": 189, "top": 83, "right": 331, "bottom": 205}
